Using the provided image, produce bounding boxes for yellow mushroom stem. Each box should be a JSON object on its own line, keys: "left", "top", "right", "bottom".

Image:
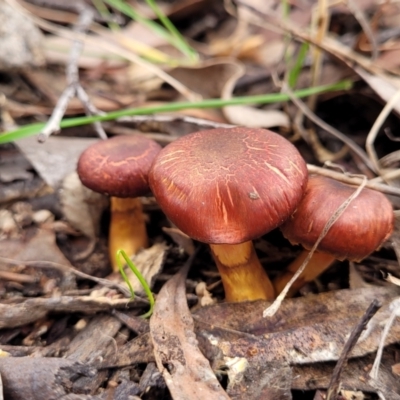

{"left": 210, "top": 241, "right": 275, "bottom": 302}
{"left": 273, "top": 249, "right": 336, "bottom": 297}
{"left": 109, "top": 197, "right": 148, "bottom": 271}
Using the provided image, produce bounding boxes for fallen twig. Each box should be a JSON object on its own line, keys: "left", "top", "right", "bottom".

{"left": 326, "top": 299, "right": 381, "bottom": 400}
{"left": 282, "top": 83, "right": 375, "bottom": 173}
{"left": 0, "top": 295, "right": 147, "bottom": 329}
{"left": 307, "top": 164, "right": 400, "bottom": 197}
{"left": 37, "top": 5, "right": 107, "bottom": 142}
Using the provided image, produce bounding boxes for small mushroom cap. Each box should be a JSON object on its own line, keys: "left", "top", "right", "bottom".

{"left": 77, "top": 135, "right": 162, "bottom": 198}
{"left": 149, "top": 127, "right": 308, "bottom": 244}
{"left": 280, "top": 175, "right": 394, "bottom": 261}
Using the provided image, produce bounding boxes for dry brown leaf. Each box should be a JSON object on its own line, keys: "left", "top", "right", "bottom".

{"left": 16, "top": 136, "right": 100, "bottom": 188}
{"left": 0, "top": 0, "right": 44, "bottom": 70}
{"left": 123, "top": 242, "right": 168, "bottom": 294}
{"left": 194, "top": 286, "right": 400, "bottom": 365}
{"left": 0, "top": 227, "right": 76, "bottom": 290}
{"left": 60, "top": 172, "right": 109, "bottom": 240}
{"left": 162, "top": 226, "right": 195, "bottom": 255}
{"left": 349, "top": 262, "right": 372, "bottom": 290}
{"left": 149, "top": 259, "right": 230, "bottom": 400}
{"left": 169, "top": 59, "right": 241, "bottom": 99}
{"left": 170, "top": 59, "right": 290, "bottom": 128}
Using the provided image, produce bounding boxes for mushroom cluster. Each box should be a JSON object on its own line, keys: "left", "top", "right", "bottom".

{"left": 77, "top": 135, "right": 161, "bottom": 270}
{"left": 149, "top": 126, "right": 308, "bottom": 302}
{"left": 274, "top": 175, "right": 394, "bottom": 296}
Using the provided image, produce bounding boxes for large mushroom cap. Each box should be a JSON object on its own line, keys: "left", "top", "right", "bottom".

{"left": 280, "top": 175, "right": 394, "bottom": 261}
{"left": 149, "top": 127, "right": 308, "bottom": 244}
{"left": 77, "top": 135, "right": 162, "bottom": 198}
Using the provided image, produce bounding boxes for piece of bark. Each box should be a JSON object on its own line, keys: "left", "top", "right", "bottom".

{"left": 98, "top": 380, "right": 141, "bottom": 400}
{"left": 0, "top": 295, "right": 145, "bottom": 329}
{"left": 227, "top": 361, "right": 292, "bottom": 400}
{"left": 292, "top": 350, "right": 400, "bottom": 394}
{"left": 193, "top": 286, "right": 400, "bottom": 364}
{"left": 106, "top": 332, "right": 155, "bottom": 367}
{"left": 0, "top": 357, "right": 94, "bottom": 400}
{"left": 0, "top": 176, "right": 49, "bottom": 205}
{"left": 138, "top": 362, "right": 165, "bottom": 392}
{"left": 66, "top": 315, "right": 122, "bottom": 395}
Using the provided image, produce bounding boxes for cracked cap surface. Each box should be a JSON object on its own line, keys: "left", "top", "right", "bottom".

{"left": 280, "top": 175, "right": 394, "bottom": 261}
{"left": 149, "top": 127, "right": 308, "bottom": 244}
{"left": 77, "top": 135, "right": 161, "bottom": 198}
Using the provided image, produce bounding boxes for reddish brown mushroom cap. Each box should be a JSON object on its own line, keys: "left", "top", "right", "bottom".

{"left": 149, "top": 127, "right": 308, "bottom": 244}
{"left": 280, "top": 175, "right": 394, "bottom": 261}
{"left": 77, "top": 135, "right": 162, "bottom": 198}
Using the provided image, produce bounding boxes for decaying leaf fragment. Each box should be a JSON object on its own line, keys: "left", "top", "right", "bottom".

{"left": 149, "top": 258, "right": 230, "bottom": 400}
{"left": 194, "top": 286, "right": 400, "bottom": 365}
{"left": 60, "top": 171, "right": 109, "bottom": 240}
{"left": 123, "top": 242, "right": 168, "bottom": 295}
{"left": 0, "top": 357, "right": 94, "bottom": 400}
{"left": 226, "top": 359, "right": 292, "bottom": 400}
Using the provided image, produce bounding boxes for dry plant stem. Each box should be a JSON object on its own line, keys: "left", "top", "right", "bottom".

{"left": 306, "top": 164, "right": 400, "bottom": 197}
{"left": 109, "top": 197, "right": 148, "bottom": 270}
{"left": 282, "top": 83, "right": 375, "bottom": 173}
{"left": 0, "top": 256, "right": 131, "bottom": 297}
{"left": 232, "top": 0, "right": 383, "bottom": 76}
{"left": 326, "top": 299, "right": 381, "bottom": 400}
{"left": 366, "top": 88, "right": 400, "bottom": 175}
{"left": 273, "top": 250, "right": 335, "bottom": 296}
{"left": 369, "top": 298, "right": 400, "bottom": 382}
{"left": 13, "top": 0, "right": 200, "bottom": 101}
{"left": 264, "top": 177, "right": 367, "bottom": 318}
{"left": 0, "top": 270, "right": 37, "bottom": 284}
{"left": 210, "top": 241, "right": 275, "bottom": 302}
{"left": 308, "top": 0, "right": 329, "bottom": 112}
{"left": 346, "top": 0, "right": 378, "bottom": 61}
{"left": 38, "top": 6, "right": 107, "bottom": 142}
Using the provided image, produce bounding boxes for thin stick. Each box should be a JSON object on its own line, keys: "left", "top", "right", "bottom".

{"left": 308, "top": 0, "right": 330, "bottom": 112}
{"left": 282, "top": 83, "right": 376, "bottom": 173}
{"left": 369, "top": 298, "right": 400, "bottom": 381}
{"left": 347, "top": 0, "right": 378, "bottom": 61}
{"left": 38, "top": 6, "right": 107, "bottom": 142}
{"left": 326, "top": 299, "right": 381, "bottom": 400}
{"left": 263, "top": 176, "right": 367, "bottom": 317}
{"left": 11, "top": 0, "right": 199, "bottom": 101}
{"left": 365, "top": 88, "right": 400, "bottom": 175}
{"left": 0, "top": 270, "right": 37, "bottom": 284}
{"left": 306, "top": 164, "right": 400, "bottom": 197}
{"left": 0, "top": 369, "right": 3, "bottom": 400}
{"left": 0, "top": 256, "right": 132, "bottom": 297}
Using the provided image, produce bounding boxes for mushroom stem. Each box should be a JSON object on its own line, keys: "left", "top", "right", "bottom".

{"left": 109, "top": 197, "right": 148, "bottom": 270}
{"left": 210, "top": 241, "right": 275, "bottom": 302}
{"left": 273, "top": 250, "right": 335, "bottom": 297}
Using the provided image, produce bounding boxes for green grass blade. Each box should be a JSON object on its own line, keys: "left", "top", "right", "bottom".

{"left": 288, "top": 42, "right": 309, "bottom": 88}
{"left": 144, "top": 0, "right": 197, "bottom": 61}
{"left": 117, "top": 249, "right": 155, "bottom": 319}
{"left": 0, "top": 80, "right": 352, "bottom": 144}
{"left": 103, "top": 0, "right": 196, "bottom": 61}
